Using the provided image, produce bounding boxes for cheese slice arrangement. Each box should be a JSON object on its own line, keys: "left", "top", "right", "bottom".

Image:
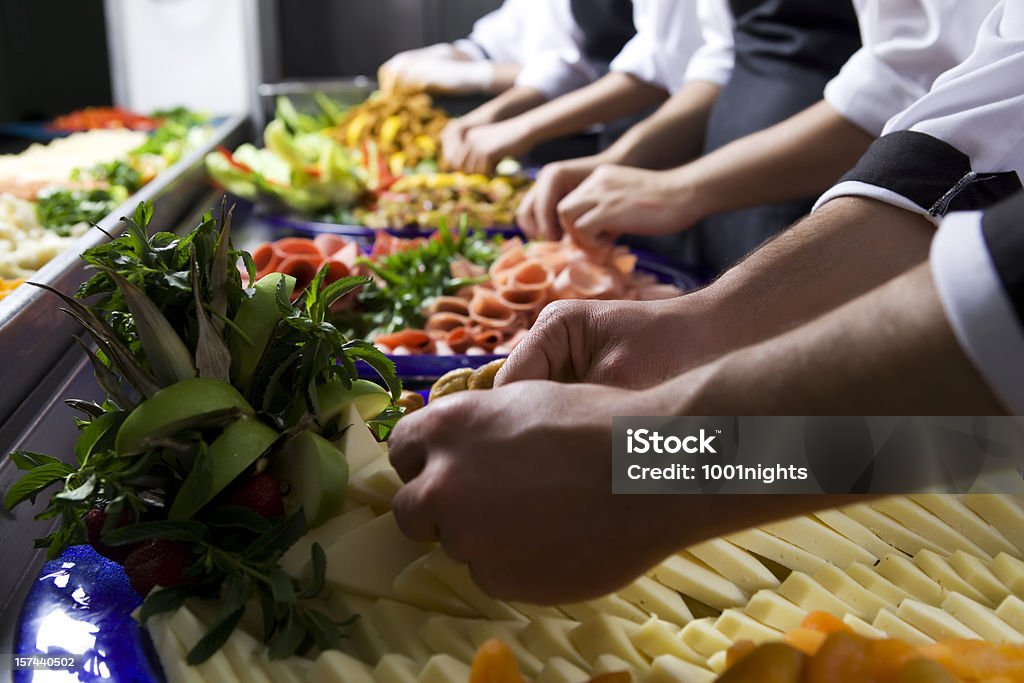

{"left": 144, "top": 416, "right": 1024, "bottom": 683}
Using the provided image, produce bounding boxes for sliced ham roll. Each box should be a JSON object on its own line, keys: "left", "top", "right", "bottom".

{"left": 424, "top": 296, "right": 471, "bottom": 317}
{"left": 450, "top": 256, "right": 488, "bottom": 280}
{"left": 506, "top": 260, "right": 553, "bottom": 292}
{"left": 444, "top": 326, "right": 474, "bottom": 354}
{"left": 552, "top": 261, "right": 621, "bottom": 300}
{"left": 375, "top": 329, "right": 435, "bottom": 354}
{"left": 468, "top": 289, "right": 518, "bottom": 329}
{"left": 425, "top": 311, "right": 471, "bottom": 333}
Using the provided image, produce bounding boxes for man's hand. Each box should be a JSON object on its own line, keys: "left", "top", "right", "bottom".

{"left": 557, "top": 165, "right": 701, "bottom": 246}
{"left": 516, "top": 156, "right": 604, "bottom": 241}
{"left": 496, "top": 297, "right": 717, "bottom": 389}
{"left": 447, "top": 118, "right": 534, "bottom": 174}
{"left": 378, "top": 44, "right": 494, "bottom": 95}
{"left": 388, "top": 381, "right": 690, "bottom": 604}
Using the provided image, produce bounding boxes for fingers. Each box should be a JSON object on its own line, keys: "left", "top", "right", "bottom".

{"left": 516, "top": 185, "right": 541, "bottom": 238}
{"left": 391, "top": 464, "right": 441, "bottom": 542}
{"left": 387, "top": 409, "right": 431, "bottom": 482}
{"left": 496, "top": 301, "right": 585, "bottom": 385}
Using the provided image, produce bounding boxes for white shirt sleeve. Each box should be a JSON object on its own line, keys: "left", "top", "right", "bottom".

{"left": 683, "top": 0, "right": 735, "bottom": 87}
{"left": 824, "top": 0, "right": 998, "bottom": 137}
{"left": 931, "top": 199, "right": 1024, "bottom": 414}
{"left": 816, "top": 1, "right": 1024, "bottom": 219}
{"left": 609, "top": 0, "right": 705, "bottom": 93}
{"left": 455, "top": 0, "right": 600, "bottom": 99}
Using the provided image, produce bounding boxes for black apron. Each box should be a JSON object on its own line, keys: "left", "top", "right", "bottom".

{"left": 679, "top": 0, "right": 861, "bottom": 274}
{"left": 570, "top": 0, "right": 637, "bottom": 67}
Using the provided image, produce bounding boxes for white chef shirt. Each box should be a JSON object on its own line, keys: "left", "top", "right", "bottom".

{"left": 609, "top": 0, "right": 707, "bottom": 93}
{"left": 932, "top": 194, "right": 1024, "bottom": 414}
{"left": 816, "top": 0, "right": 1024, "bottom": 221}
{"left": 681, "top": 0, "right": 736, "bottom": 87}
{"left": 454, "top": 0, "right": 603, "bottom": 99}
{"left": 824, "top": 0, "right": 999, "bottom": 137}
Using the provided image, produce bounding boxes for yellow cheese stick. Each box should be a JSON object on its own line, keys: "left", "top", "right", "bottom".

{"left": 326, "top": 592, "right": 389, "bottom": 664}
{"left": 519, "top": 617, "right": 588, "bottom": 669}
{"left": 874, "top": 554, "right": 944, "bottom": 606}
{"left": 813, "top": 509, "right": 895, "bottom": 561}
{"left": 706, "top": 651, "right": 728, "bottom": 675}
{"left": 148, "top": 613, "right": 206, "bottom": 683}
{"left": 812, "top": 564, "right": 893, "bottom": 617}
{"left": 617, "top": 576, "right": 693, "bottom": 627}
{"left": 281, "top": 505, "right": 376, "bottom": 578}
{"left": 347, "top": 455, "right": 402, "bottom": 510}
{"left": 592, "top": 654, "right": 644, "bottom": 679}
{"left": 645, "top": 655, "right": 717, "bottom": 683}
{"left": 841, "top": 614, "right": 888, "bottom": 639}
{"left": 508, "top": 601, "right": 571, "bottom": 621}
{"left": 941, "top": 592, "right": 1023, "bottom": 643}
{"left": 169, "top": 606, "right": 242, "bottom": 683}
{"left": 374, "top": 654, "right": 421, "bottom": 683}
{"left": 679, "top": 618, "right": 734, "bottom": 658}
{"left": 843, "top": 562, "right": 913, "bottom": 607}
{"left": 417, "top": 654, "right": 471, "bottom": 683}
{"left": 872, "top": 608, "right": 935, "bottom": 646}
{"left": 323, "top": 512, "right": 432, "bottom": 599}
{"left": 947, "top": 550, "right": 1012, "bottom": 605}
{"left": 535, "top": 657, "right": 591, "bottom": 683}
{"left": 760, "top": 516, "right": 876, "bottom": 567}
{"left": 990, "top": 552, "right": 1024, "bottom": 597}
{"left": 392, "top": 555, "right": 478, "bottom": 618}
{"left": 629, "top": 617, "right": 705, "bottom": 665}
{"left": 725, "top": 528, "right": 827, "bottom": 575}
{"left": 895, "top": 599, "right": 981, "bottom": 641}
{"left": 840, "top": 504, "right": 946, "bottom": 557}
{"left": 570, "top": 615, "right": 650, "bottom": 669}
{"left": 368, "top": 599, "right": 434, "bottom": 664}
{"left": 687, "top": 538, "right": 779, "bottom": 594}
{"left": 742, "top": 590, "right": 808, "bottom": 632}
{"left": 421, "top": 551, "right": 526, "bottom": 622}
{"left": 910, "top": 494, "right": 1017, "bottom": 557}
{"left": 871, "top": 498, "right": 990, "bottom": 560}
{"left": 420, "top": 616, "right": 477, "bottom": 663}
{"left": 776, "top": 572, "right": 860, "bottom": 619}
{"left": 713, "top": 609, "right": 784, "bottom": 644}
{"left": 962, "top": 495, "right": 1024, "bottom": 554}
{"left": 649, "top": 553, "right": 748, "bottom": 610}
{"left": 994, "top": 595, "right": 1024, "bottom": 635}
{"left": 912, "top": 549, "right": 993, "bottom": 606}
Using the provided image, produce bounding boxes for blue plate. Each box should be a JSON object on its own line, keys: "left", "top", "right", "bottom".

{"left": 15, "top": 545, "right": 162, "bottom": 683}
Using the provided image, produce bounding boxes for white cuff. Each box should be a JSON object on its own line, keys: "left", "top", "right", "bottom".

{"left": 931, "top": 211, "right": 1024, "bottom": 414}
{"left": 814, "top": 181, "right": 942, "bottom": 226}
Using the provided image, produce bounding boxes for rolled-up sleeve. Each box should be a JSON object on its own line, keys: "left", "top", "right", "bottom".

{"left": 815, "top": 1, "right": 1024, "bottom": 220}
{"left": 931, "top": 193, "right": 1024, "bottom": 414}
{"left": 824, "top": 0, "right": 997, "bottom": 137}
{"left": 610, "top": 0, "right": 704, "bottom": 93}
{"left": 682, "top": 0, "right": 735, "bottom": 87}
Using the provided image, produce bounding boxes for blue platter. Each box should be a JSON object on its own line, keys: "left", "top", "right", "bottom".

{"left": 14, "top": 545, "right": 162, "bottom": 683}
{"left": 261, "top": 210, "right": 523, "bottom": 240}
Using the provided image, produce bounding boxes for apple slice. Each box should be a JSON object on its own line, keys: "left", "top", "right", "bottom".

{"left": 275, "top": 431, "right": 349, "bottom": 528}
{"left": 229, "top": 272, "right": 296, "bottom": 390}
{"left": 169, "top": 417, "right": 279, "bottom": 520}
{"left": 317, "top": 378, "right": 392, "bottom": 425}
{"left": 116, "top": 378, "right": 254, "bottom": 455}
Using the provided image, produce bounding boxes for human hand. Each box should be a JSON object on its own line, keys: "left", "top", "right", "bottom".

{"left": 378, "top": 44, "right": 494, "bottom": 95}
{"left": 557, "top": 165, "right": 701, "bottom": 247}
{"left": 388, "top": 380, "right": 691, "bottom": 603}
{"left": 447, "top": 118, "right": 533, "bottom": 175}
{"left": 496, "top": 296, "right": 718, "bottom": 390}
{"left": 516, "top": 156, "right": 603, "bottom": 241}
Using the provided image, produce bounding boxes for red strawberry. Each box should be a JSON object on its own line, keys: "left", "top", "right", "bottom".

{"left": 84, "top": 506, "right": 135, "bottom": 563}
{"left": 227, "top": 472, "right": 285, "bottom": 518}
{"left": 123, "top": 539, "right": 195, "bottom": 597}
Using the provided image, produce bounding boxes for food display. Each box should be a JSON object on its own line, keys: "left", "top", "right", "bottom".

{"left": 208, "top": 93, "right": 531, "bottom": 231}
{"left": 0, "top": 193, "right": 90, "bottom": 280}
{"left": 50, "top": 106, "right": 164, "bottom": 132}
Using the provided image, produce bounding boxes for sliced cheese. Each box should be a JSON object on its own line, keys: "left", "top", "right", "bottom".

{"left": 582, "top": 594, "right": 649, "bottom": 624}
{"left": 742, "top": 590, "right": 807, "bottom": 632}
{"left": 706, "top": 651, "right": 728, "bottom": 675}
{"left": 712, "top": 609, "right": 783, "bottom": 644}
{"left": 629, "top": 617, "right": 704, "bottom": 665}
{"left": 559, "top": 603, "right": 601, "bottom": 622}
{"left": 645, "top": 655, "right": 716, "bottom": 683}
{"left": 871, "top": 497, "right": 989, "bottom": 560}
{"left": 871, "top": 608, "right": 935, "bottom": 646}
{"left": 519, "top": 617, "right": 588, "bottom": 668}
{"left": 264, "top": 659, "right": 311, "bottom": 683}
{"left": 725, "top": 528, "right": 826, "bottom": 575}
{"left": 421, "top": 550, "right": 526, "bottom": 622}
{"left": 991, "top": 552, "right": 1024, "bottom": 597}
{"left": 374, "top": 654, "right": 421, "bottom": 683}
{"left": 508, "top": 602, "right": 570, "bottom": 621}
{"left": 569, "top": 615, "right": 649, "bottom": 669}
{"left": 841, "top": 505, "right": 946, "bottom": 557}
{"left": 219, "top": 619, "right": 275, "bottom": 683}
{"left": 649, "top": 553, "right": 748, "bottom": 610}
{"left": 843, "top": 562, "right": 912, "bottom": 608}
{"left": 913, "top": 549, "right": 993, "bottom": 606}
{"left": 995, "top": 595, "right": 1024, "bottom": 634}
{"left": 335, "top": 405, "right": 387, "bottom": 472}
{"left": 875, "top": 554, "right": 944, "bottom": 606}
{"left": 592, "top": 653, "right": 645, "bottom": 678}
{"left": 896, "top": 599, "right": 980, "bottom": 641}
{"left": 149, "top": 613, "right": 206, "bottom": 683}
{"left": 776, "top": 571, "right": 859, "bottom": 618}
{"left": 679, "top": 618, "right": 734, "bottom": 658}
{"left": 812, "top": 564, "right": 897, "bottom": 616}
{"left": 911, "top": 494, "right": 1017, "bottom": 557}
{"left": 323, "top": 512, "right": 431, "bottom": 599}
{"left": 420, "top": 616, "right": 477, "bottom": 663}
{"left": 281, "top": 505, "right": 377, "bottom": 578}
{"left": 368, "top": 599, "right": 434, "bottom": 664}
{"left": 948, "top": 550, "right": 1011, "bottom": 605}
{"left": 687, "top": 539, "right": 779, "bottom": 594}
{"left": 327, "top": 592, "right": 389, "bottom": 663}
{"left": 169, "top": 606, "right": 243, "bottom": 683}
{"left": 813, "top": 509, "right": 895, "bottom": 561}
{"left": 535, "top": 657, "right": 591, "bottom": 683}
{"left": 418, "top": 654, "right": 471, "bottom": 683}
{"left": 393, "top": 555, "right": 478, "bottom": 618}
{"left": 760, "top": 516, "right": 875, "bottom": 567}
{"left": 348, "top": 455, "right": 403, "bottom": 510}
{"left": 841, "top": 614, "right": 888, "bottom": 639}
{"left": 941, "top": 592, "right": 1022, "bottom": 643}
{"left": 617, "top": 576, "right": 693, "bottom": 627}
{"left": 962, "top": 494, "right": 1024, "bottom": 554}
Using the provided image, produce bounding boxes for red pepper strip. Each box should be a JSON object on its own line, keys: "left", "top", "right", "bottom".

{"left": 218, "top": 147, "right": 254, "bottom": 174}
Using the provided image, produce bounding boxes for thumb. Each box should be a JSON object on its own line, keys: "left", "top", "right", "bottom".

{"left": 496, "top": 304, "right": 580, "bottom": 385}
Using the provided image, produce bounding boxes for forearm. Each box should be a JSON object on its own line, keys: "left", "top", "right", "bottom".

{"left": 602, "top": 80, "right": 721, "bottom": 169}
{"left": 458, "top": 85, "right": 548, "bottom": 127}
{"left": 516, "top": 72, "right": 667, "bottom": 148}
{"left": 653, "top": 264, "right": 1004, "bottom": 415}
{"left": 489, "top": 64, "right": 524, "bottom": 93}
{"left": 669, "top": 100, "right": 875, "bottom": 222}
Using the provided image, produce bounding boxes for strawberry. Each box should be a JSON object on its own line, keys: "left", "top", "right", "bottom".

{"left": 84, "top": 506, "right": 135, "bottom": 563}
{"left": 122, "top": 539, "right": 195, "bottom": 597}
{"left": 227, "top": 472, "right": 285, "bottom": 518}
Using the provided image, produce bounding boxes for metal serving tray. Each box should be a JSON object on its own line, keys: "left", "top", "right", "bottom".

{"left": 0, "top": 115, "right": 250, "bottom": 428}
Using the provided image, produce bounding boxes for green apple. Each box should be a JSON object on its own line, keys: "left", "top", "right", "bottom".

{"left": 115, "top": 378, "right": 254, "bottom": 455}
{"left": 274, "top": 431, "right": 349, "bottom": 528}
{"left": 317, "top": 378, "right": 391, "bottom": 425}
{"left": 229, "top": 272, "right": 296, "bottom": 390}
{"left": 168, "top": 417, "right": 279, "bottom": 520}
{"left": 332, "top": 403, "right": 387, "bottom": 472}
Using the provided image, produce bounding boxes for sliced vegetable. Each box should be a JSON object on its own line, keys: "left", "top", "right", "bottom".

{"left": 229, "top": 273, "right": 297, "bottom": 389}
{"left": 317, "top": 378, "right": 391, "bottom": 424}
